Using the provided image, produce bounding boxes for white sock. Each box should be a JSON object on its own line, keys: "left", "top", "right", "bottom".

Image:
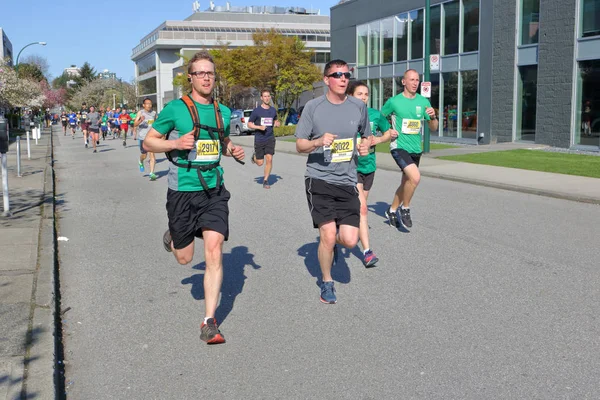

{"left": 389, "top": 207, "right": 397, "bottom": 212}
{"left": 203, "top": 317, "right": 213, "bottom": 324}
{"left": 401, "top": 205, "right": 409, "bottom": 210}
{"left": 363, "top": 248, "right": 370, "bottom": 255}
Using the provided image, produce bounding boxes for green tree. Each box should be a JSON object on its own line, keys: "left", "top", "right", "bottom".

{"left": 17, "top": 63, "right": 46, "bottom": 82}
{"left": 78, "top": 62, "right": 97, "bottom": 83}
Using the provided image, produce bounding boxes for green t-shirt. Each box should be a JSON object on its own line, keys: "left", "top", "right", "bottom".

{"left": 129, "top": 112, "right": 136, "bottom": 126}
{"left": 101, "top": 115, "right": 108, "bottom": 126}
{"left": 381, "top": 93, "right": 431, "bottom": 154}
{"left": 152, "top": 99, "right": 231, "bottom": 192}
{"left": 357, "top": 108, "right": 391, "bottom": 175}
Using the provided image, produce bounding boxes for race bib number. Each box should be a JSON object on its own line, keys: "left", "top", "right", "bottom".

{"left": 328, "top": 138, "right": 354, "bottom": 163}
{"left": 61, "top": 117, "right": 67, "bottom": 121}
{"left": 401, "top": 119, "right": 422, "bottom": 135}
{"left": 147, "top": 119, "right": 154, "bottom": 126}
{"left": 260, "top": 117, "right": 273, "bottom": 127}
{"left": 195, "top": 139, "right": 220, "bottom": 162}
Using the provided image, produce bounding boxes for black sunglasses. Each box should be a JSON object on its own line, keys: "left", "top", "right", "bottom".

{"left": 327, "top": 72, "right": 352, "bottom": 79}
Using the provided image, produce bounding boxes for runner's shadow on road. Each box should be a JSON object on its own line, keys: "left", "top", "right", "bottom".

{"left": 181, "top": 246, "right": 261, "bottom": 324}
{"left": 297, "top": 237, "right": 351, "bottom": 285}
{"left": 149, "top": 170, "right": 169, "bottom": 180}
{"left": 368, "top": 201, "right": 389, "bottom": 218}
{"left": 253, "top": 174, "right": 283, "bottom": 186}
{"left": 99, "top": 148, "right": 115, "bottom": 153}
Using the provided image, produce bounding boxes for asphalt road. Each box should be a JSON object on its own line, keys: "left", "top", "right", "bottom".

{"left": 54, "top": 130, "right": 599, "bottom": 399}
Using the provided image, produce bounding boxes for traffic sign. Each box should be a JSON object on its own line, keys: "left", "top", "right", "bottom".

{"left": 421, "top": 81, "right": 431, "bottom": 98}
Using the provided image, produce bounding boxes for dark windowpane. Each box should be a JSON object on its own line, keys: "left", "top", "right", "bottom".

{"left": 460, "top": 70, "right": 478, "bottom": 139}
{"left": 577, "top": 60, "right": 600, "bottom": 146}
{"left": 582, "top": 0, "right": 600, "bottom": 37}
{"left": 382, "top": 18, "right": 394, "bottom": 63}
{"left": 442, "top": 72, "right": 458, "bottom": 137}
{"left": 516, "top": 66, "right": 538, "bottom": 141}
{"left": 410, "top": 9, "right": 424, "bottom": 59}
{"left": 138, "top": 77, "right": 157, "bottom": 95}
{"left": 395, "top": 13, "right": 409, "bottom": 62}
{"left": 463, "top": 0, "right": 479, "bottom": 52}
{"left": 521, "top": 0, "right": 540, "bottom": 44}
{"left": 444, "top": 1, "right": 460, "bottom": 55}
{"left": 430, "top": 5, "right": 441, "bottom": 55}
{"left": 429, "top": 73, "right": 441, "bottom": 137}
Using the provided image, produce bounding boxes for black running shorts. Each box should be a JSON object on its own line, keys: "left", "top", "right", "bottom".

{"left": 254, "top": 138, "right": 276, "bottom": 160}
{"left": 391, "top": 149, "right": 421, "bottom": 171}
{"left": 166, "top": 186, "right": 231, "bottom": 249}
{"left": 305, "top": 177, "right": 360, "bottom": 229}
{"left": 89, "top": 127, "right": 99, "bottom": 134}
{"left": 357, "top": 171, "right": 375, "bottom": 191}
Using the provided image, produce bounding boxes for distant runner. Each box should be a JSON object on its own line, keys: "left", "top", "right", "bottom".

{"left": 248, "top": 89, "right": 280, "bottom": 189}
{"left": 134, "top": 98, "right": 157, "bottom": 180}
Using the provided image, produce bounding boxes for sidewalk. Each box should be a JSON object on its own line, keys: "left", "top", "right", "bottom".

{"left": 0, "top": 126, "right": 56, "bottom": 399}
{"left": 233, "top": 135, "right": 600, "bottom": 204}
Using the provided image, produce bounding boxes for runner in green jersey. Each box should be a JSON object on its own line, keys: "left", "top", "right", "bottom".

{"left": 381, "top": 69, "right": 439, "bottom": 230}
{"left": 347, "top": 81, "right": 397, "bottom": 267}
{"left": 143, "top": 51, "right": 245, "bottom": 345}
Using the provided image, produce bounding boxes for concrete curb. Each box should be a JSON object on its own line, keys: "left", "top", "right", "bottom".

{"left": 22, "top": 127, "right": 57, "bottom": 399}
{"left": 236, "top": 141, "right": 600, "bottom": 206}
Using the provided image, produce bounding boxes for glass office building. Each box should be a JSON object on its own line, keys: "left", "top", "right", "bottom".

{"left": 331, "top": 0, "right": 600, "bottom": 150}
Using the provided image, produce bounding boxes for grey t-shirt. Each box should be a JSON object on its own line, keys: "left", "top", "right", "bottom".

{"left": 137, "top": 110, "right": 156, "bottom": 140}
{"left": 295, "top": 95, "right": 371, "bottom": 186}
{"left": 87, "top": 112, "right": 100, "bottom": 129}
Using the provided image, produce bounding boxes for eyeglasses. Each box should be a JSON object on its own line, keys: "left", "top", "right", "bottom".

{"left": 327, "top": 72, "right": 351, "bottom": 79}
{"left": 190, "top": 71, "right": 215, "bottom": 79}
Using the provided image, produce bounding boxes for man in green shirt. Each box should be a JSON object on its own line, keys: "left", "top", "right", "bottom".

{"left": 143, "top": 51, "right": 245, "bottom": 345}
{"left": 381, "top": 69, "right": 439, "bottom": 229}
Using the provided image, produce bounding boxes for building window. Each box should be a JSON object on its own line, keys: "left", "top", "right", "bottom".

{"left": 516, "top": 66, "right": 537, "bottom": 141}
{"left": 138, "top": 77, "right": 157, "bottom": 96}
{"left": 582, "top": 0, "right": 600, "bottom": 37}
{"left": 395, "top": 13, "right": 409, "bottom": 62}
{"left": 430, "top": 5, "right": 442, "bottom": 55}
{"left": 357, "top": 24, "right": 368, "bottom": 67}
{"left": 521, "top": 0, "right": 540, "bottom": 44}
{"left": 368, "top": 21, "right": 381, "bottom": 65}
{"left": 382, "top": 77, "right": 393, "bottom": 105}
{"left": 444, "top": 1, "right": 460, "bottom": 55}
{"left": 576, "top": 60, "right": 600, "bottom": 147}
{"left": 442, "top": 72, "right": 459, "bottom": 137}
{"left": 410, "top": 9, "right": 424, "bottom": 59}
{"left": 429, "top": 73, "right": 441, "bottom": 136}
{"left": 463, "top": 0, "right": 479, "bottom": 52}
{"left": 381, "top": 18, "right": 394, "bottom": 63}
{"left": 460, "top": 70, "right": 478, "bottom": 139}
{"left": 137, "top": 52, "right": 156, "bottom": 76}
{"left": 369, "top": 79, "right": 381, "bottom": 109}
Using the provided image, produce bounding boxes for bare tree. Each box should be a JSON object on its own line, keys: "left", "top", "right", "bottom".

{"left": 21, "top": 54, "right": 51, "bottom": 79}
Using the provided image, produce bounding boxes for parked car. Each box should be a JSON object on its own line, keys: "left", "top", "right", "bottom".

{"left": 229, "top": 109, "right": 254, "bottom": 135}
{"left": 278, "top": 108, "right": 299, "bottom": 125}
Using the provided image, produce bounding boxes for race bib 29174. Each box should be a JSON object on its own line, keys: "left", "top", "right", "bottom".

{"left": 195, "top": 139, "right": 220, "bottom": 162}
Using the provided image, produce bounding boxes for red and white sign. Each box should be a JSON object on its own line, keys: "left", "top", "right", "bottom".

{"left": 430, "top": 54, "right": 440, "bottom": 70}
{"left": 421, "top": 82, "right": 431, "bottom": 98}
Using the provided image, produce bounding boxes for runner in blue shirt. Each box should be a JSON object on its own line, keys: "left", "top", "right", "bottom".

{"left": 68, "top": 112, "right": 78, "bottom": 139}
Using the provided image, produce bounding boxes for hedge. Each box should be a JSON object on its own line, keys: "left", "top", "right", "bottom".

{"left": 274, "top": 125, "right": 296, "bottom": 137}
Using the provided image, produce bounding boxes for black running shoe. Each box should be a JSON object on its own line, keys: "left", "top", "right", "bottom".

{"left": 385, "top": 208, "right": 399, "bottom": 227}
{"left": 163, "top": 230, "right": 172, "bottom": 252}
{"left": 200, "top": 318, "right": 225, "bottom": 344}
{"left": 96, "top": 141, "right": 100, "bottom": 145}
{"left": 85, "top": 143, "right": 88, "bottom": 148}
{"left": 123, "top": 141, "right": 126, "bottom": 147}
{"left": 399, "top": 208, "right": 412, "bottom": 228}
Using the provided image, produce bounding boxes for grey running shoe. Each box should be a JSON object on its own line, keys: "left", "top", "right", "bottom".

{"left": 163, "top": 230, "right": 172, "bottom": 252}
{"left": 320, "top": 281, "right": 337, "bottom": 304}
{"left": 200, "top": 318, "right": 225, "bottom": 344}
{"left": 399, "top": 208, "right": 412, "bottom": 228}
{"left": 385, "top": 208, "right": 399, "bottom": 227}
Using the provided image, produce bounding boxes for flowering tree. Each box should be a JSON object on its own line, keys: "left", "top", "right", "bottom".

{"left": 0, "top": 58, "right": 46, "bottom": 109}
{"left": 69, "top": 78, "right": 137, "bottom": 110}
{"left": 40, "top": 80, "right": 67, "bottom": 109}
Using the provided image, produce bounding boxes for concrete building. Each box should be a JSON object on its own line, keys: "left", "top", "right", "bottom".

{"left": 63, "top": 65, "right": 81, "bottom": 78}
{"left": 131, "top": 2, "right": 330, "bottom": 111}
{"left": 0, "top": 28, "right": 13, "bottom": 65}
{"left": 99, "top": 69, "right": 117, "bottom": 80}
{"left": 331, "top": 0, "right": 600, "bottom": 150}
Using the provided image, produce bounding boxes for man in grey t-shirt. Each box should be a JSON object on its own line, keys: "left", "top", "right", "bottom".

{"left": 295, "top": 59, "right": 372, "bottom": 305}
{"left": 133, "top": 98, "right": 158, "bottom": 180}
{"left": 86, "top": 106, "right": 101, "bottom": 153}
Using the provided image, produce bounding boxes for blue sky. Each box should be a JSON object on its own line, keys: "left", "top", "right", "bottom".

{"left": 1, "top": 0, "right": 338, "bottom": 83}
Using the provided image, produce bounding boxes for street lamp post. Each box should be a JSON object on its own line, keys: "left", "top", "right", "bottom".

{"left": 15, "top": 41, "right": 47, "bottom": 77}
{"left": 423, "top": 0, "right": 431, "bottom": 153}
